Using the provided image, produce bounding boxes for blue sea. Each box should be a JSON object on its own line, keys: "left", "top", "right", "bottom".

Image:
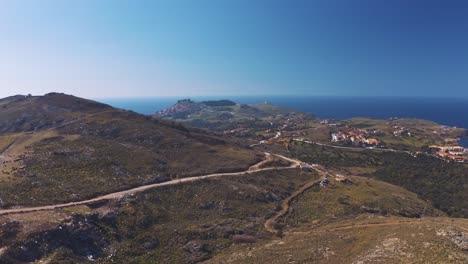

{"left": 459, "top": 138, "right": 468, "bottom": 148}
{"left": 97, "top": 96, "right": 468, "bottom": 131}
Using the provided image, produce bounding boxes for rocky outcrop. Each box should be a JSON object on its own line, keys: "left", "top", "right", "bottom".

{"left": 0, "top": 214, "right": 108, "bottom": 262}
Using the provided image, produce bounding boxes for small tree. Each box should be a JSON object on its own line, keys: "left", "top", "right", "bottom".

{"left": 276, "top": 229, "right": 284, "bottom": 239}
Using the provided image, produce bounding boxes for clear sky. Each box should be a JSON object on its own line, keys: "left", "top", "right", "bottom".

{"left": 1, "top": 0, "right": 467, "bottom": 98}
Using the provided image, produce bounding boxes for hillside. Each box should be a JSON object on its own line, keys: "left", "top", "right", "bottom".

{"left": 0, "top": 93, "right": 111, "bottom": 134}
{"left": 155, "top": 99, "right": 467, "bottom": 218}
{"left": 0, "top": 93, "right": 261, "bottom": 208}
{"left": 2, "top": 162, "right": 466, "bottom": 263}
{"left": 154, "top": 99, "right": 318, "bottom": 139}
{"left": 207, "top": 216, "right": 468, "bottom": 264}
{"left": 206, "top": 176, "right": 467, "bottom": 264}
{"left": 0, "top": 94, "right": 466, "bottom": 263}
{"left": 154, "top": 99, "right": 268, "bottom": 120}
{"left": 290, "top": 142, "right": 468, "bottom": 218}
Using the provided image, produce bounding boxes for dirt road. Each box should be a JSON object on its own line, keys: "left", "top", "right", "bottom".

{"left": 0, "top": 153, "right": 302, "bottom": 216}
{"left": 286, "top": 217, "right": 468, "bottom": 234}
{"left": 264, "top": 177, "right": 320, "bottom": 234}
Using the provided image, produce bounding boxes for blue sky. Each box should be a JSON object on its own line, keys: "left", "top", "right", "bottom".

{"left": 1, "top": 0, "right": 468, "bottom": 98}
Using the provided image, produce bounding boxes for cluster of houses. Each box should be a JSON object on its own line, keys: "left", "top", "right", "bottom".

{"left": 335, "top": 174, "right": 352, "bottom": 184}
{"left": 330, "top": 129, "right": 382, "bottom": 147}
{"left": 429, "top": 145, "right": 467, "bottom": 163}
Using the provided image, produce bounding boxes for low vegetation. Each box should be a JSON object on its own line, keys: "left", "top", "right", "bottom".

{"left": 0, "top": 169, "right": 317, "bottom": 263}
{"left": 0, "top": 94, "right": 260, "bottom": 208}
{"left": 290, "top": 142, "right": 468, "bottom": 217}
{"left": 1, "top": 94, "right": 467, "bottom": 263}
{"left": 206, "top": 216, "right": 468, "bottom": 264}
{"left": 282, "top": 176, "right": 443, "bottom": 228}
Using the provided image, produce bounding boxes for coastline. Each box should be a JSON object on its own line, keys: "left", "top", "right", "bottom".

{"left": 97, "top": 96, "right": 468, "bottom": 129}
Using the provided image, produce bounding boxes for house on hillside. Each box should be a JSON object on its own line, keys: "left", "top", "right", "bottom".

{"left": 364, "top": 138, "right": 379, "bottom": 145}
{"left": 331, "top": 133, "right": 339, "bottom": 142}
{"left": 319, "top": 178, "right": 329, "bottom": 187}
{"left": 335, "top": 174, "right": 352, "bottom": 184}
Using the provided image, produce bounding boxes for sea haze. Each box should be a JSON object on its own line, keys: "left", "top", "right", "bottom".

{"left": 97, "top": 96, "right": 468, "bottom": 129}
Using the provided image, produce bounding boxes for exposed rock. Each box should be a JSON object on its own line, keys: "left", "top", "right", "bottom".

{"left": 437, "top": 226, "right": 468, "bottom": 251}
{"left": 141, "top": 239, "right": 160, "bottom": 250}
{"left": 199, "top": 201, "right": 217, "bottom": 210}
{"left": 1, "top": 214, "right": 107, "bottom": 263}
{"left": 183, "top": 240, "right": 212, "bottom": 263}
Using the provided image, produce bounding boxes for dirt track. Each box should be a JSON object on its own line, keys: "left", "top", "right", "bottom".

{"left": 264, "top": 177, "right": 320, "bottom": 234}
{"left": 0, "top": 153, "right": 302, "bottom": 216}
{"left": 286, "top": 217, "right": 468, "bottom": 234}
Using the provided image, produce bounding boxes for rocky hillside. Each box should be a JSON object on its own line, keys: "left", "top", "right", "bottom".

{"left": 154, "top": 99, "right": 310, "bottom": 121}
{"left": 2, "top": 166, "right": 466, "bottom": 263}
{"left": 0, "top": 94, "right": 466, "bottom": 263}
{"left": 154, "top": 99, "right": 317, "bottom": 138}
{"left": 0, "top": 93, "right": 261, "bottom": 208}
{"left": 0, "top": 93, "right": 110, "bottom": 134}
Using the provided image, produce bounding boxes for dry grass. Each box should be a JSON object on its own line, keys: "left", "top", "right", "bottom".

{"left": 206, "top": 216, "right": 468, "bottom": 264}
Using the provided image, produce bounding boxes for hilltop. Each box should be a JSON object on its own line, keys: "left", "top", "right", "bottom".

{"left": 0, "top": 93, "right": 111, "bottom": 133}
{"left": 154, "top": 99, "right": 318, "bottom": 140}
{"left": 0, "top": 93, "right": 261, "bottom": 208}
{"left": 154, "top": 99, "right": 295, "bottom": 120}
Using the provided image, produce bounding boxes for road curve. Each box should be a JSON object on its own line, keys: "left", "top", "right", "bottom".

{"left": 264, "top": 177, "right": 321, "bottom": 234}
{"left": 0, "top": 153, "right": 302, "bottom": 216}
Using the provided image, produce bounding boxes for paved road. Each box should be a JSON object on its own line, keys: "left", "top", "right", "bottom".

{"left": 293, "top": 139, "right": 413, "bottom": 154}
{"left": 0, "top": 153, "right": 302, "bottom": 216}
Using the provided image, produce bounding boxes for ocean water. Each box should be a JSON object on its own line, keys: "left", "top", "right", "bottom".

{"left": 97, "top": 96, "right": 468, "bottom": 129}
{"left": 459, "top": 138, "right": 468, "bottom": 148}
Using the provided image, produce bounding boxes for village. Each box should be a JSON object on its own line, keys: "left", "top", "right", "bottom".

{"left": 320, "top": 119, "right": 415, "bottom": 148}
{"left": 220, "top": 111, "right": 468, "bottom": 164}
{"left": 429, "top": 145, "right": 468, "bottom": 163}
{"left": 330, "top": 128, "right": 384, "bottom": 147}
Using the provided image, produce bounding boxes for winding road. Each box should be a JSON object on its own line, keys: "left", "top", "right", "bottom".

{"left": 0, "top": 153, "right": 303, "bottom": 216}
{"left": 264, "top": 177, "right": 321, "bottom": 234}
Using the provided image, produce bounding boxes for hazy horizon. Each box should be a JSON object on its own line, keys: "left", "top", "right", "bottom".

{"left": 4, "top": 92, "right": 468, "bottom": 100}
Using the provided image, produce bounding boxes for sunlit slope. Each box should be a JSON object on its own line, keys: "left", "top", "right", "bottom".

{"left": 0, "top": 93, "right": 260, "bottom": 208}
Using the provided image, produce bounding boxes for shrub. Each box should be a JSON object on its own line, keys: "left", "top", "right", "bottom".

{"left": 232, "top": 234, "right": 257, "bottom": 243}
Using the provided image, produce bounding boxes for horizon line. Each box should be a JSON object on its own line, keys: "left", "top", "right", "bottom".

{"left": 92, "top": 94, "right": 468, "bottom": 100}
